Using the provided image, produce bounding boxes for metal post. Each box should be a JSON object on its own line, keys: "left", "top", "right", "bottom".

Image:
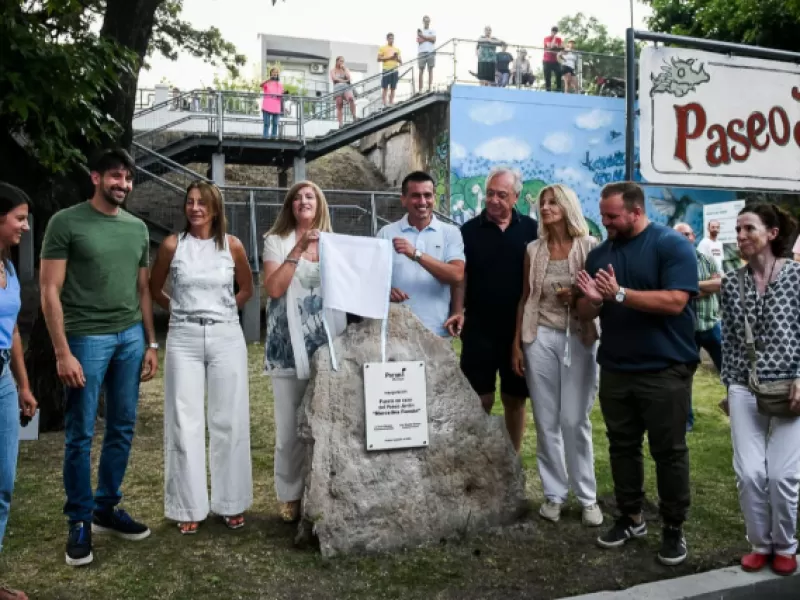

{"left": 241, "top": 190, "right": 261, "bottom": 343}
{"left": 453, "top": 39, "right": 458, "bottom": 84}
{"left": 216, "top": 90, "right": 224, "bottom": 142}
{"left": 624, "top": 28, "right": 637, "bottom": 182}
{"left": 370, "top": 193, "right": 378, "bottom": 236}
{"left": 298, "top": 97, "right": 305, "bottom": 143}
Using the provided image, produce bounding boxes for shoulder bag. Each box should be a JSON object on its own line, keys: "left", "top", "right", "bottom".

{"left": 736, "top": 267, "right": 795, "bottom": 417}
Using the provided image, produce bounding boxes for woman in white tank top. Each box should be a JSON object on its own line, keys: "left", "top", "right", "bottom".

{"left": 149, "top": 181, "right": 254, "bottom": 535}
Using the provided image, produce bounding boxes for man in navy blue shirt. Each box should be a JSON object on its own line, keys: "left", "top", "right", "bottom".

{"left": 575, "top": 182, "right": 698, "bottom": 566}
{"left": 446, "top": 167, "right": 538, "bottom": 452}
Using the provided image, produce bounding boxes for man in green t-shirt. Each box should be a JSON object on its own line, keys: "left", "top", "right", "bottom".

{"left": 40, "top": 148, "right": 159, "bottom": 567}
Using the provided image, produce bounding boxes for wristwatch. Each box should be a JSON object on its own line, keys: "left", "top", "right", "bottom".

{"left": 614, "top": 287, "right": 627, "bottom": 304}
{"left": 412, "top": 249, "right": 423, "bottom": 262}
{"left": 148, "top": 342, "right": 160, "bottom": 351}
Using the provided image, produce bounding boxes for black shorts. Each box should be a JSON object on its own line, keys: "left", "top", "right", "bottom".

{"left": 562, "top": 65, "right": 575, "bottom": 76}
{"left": 460, "top": 329, "right": 529, "bottom": 398}
{"left": 381, "top": 70, "right": 399, "bottom": 89}
{"left": 477, "top": 61, "right": 496, "bottom": 83}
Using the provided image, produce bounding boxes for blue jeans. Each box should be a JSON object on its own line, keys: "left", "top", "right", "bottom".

{"left": 0, "top": 367, "right": 19, "bottom": 551}
{"left": 262, "top": 111, "right": 279, "bottom": 138}
{"left": 689, "top": 321, "right": 722, "bottom": 427}
{"left": 63, "top": 323, "right": 145, "bottom": 523}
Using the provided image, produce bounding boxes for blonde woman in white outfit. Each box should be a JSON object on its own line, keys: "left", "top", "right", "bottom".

{"left": 512, "top": 184, "right": 603, "bottom": 527}
{"left": 263, "top": 181, "right": 345, "bottom": 523}
{"left": 150, "top": 181, "right": 254, "bottom": 535}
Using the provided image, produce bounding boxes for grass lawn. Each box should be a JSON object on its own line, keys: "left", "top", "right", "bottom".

{"left": 1, "top": 343, "right": 748, "bottom": 600}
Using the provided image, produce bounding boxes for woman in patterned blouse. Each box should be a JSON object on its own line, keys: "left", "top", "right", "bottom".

{"left": 720, "top": 203, "right": 800, "bottom": 576}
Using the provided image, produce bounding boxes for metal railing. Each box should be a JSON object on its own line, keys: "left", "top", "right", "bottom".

{"left": 132, "top": 38, "right": 628, "bottom": 146}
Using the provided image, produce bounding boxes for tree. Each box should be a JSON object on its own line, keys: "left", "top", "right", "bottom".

{"left": 556, "top": 13, "right": 634, "bottom": 93}
{"left": 643, "top": 0, "right": 800, "bottom": 52}
{"left": 2, "top": 0, "right": 245, "bottom": 430}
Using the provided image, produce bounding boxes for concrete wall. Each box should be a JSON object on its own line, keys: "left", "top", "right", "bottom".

{"left": 360, "top": 102, "right": 450, "bottom": 206}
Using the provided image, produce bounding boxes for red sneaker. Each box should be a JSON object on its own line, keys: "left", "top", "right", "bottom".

{"left": 771, "top": 554, "right": 798, "bottom": 576}
{"left": 741, "top": 552, "right": 770, "bottom": 572}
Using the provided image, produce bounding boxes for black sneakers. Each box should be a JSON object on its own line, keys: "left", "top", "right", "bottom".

{"left": 65, "top": 521, "right": 93, "bottom": 567}
{"left": 596, "top": 515, "right": 647, "bottom": 549}
{"left": 658, "top": 526, "right": 688, "bottom": 566}
{"left": 92, "top": 508, "right": 151, "bottom": 541}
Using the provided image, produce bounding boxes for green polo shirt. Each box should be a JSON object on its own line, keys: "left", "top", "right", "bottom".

{"left": 695, "top": 250, "right": 720, "bottom": 333}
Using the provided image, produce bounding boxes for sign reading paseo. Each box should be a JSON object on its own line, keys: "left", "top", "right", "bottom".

{"left": 639, "top": 47, "right": 800, "bottom": 191}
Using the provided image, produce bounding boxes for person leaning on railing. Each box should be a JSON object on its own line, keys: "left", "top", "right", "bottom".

{"left": 331, "top": 57, "right": 357, "bottom": 128}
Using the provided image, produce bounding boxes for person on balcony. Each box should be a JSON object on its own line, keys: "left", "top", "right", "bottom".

{"left": 149, "top": 181, "right": 254, "bottom": 536}
{"left": 417, "top": 15, "right": 437, "bottom": 93}
{"left": 261, "top": 67, "right": 284, "bottom": 139}
{"left": 543, "top": 26, "right": 563, "bottom": 92}
{"left": 262, "top": 181, "right": 345, "bottom": 523}
{"left": 378, "top": 33, "right": 402, "bottom": 107}
{"left": 331, "top": 57, "right": 357, "bottom": 128}
{"left": 494, "top": 44, "right": 514, "bottom": 88}
{"left": 476, "top": 26, "right": 504, "bottom": 86}
{"left": 559, "top": 40, "right": 580, "bottom": 93}
{"left": 511, "top": 49, "right": 535, "bottom": 88}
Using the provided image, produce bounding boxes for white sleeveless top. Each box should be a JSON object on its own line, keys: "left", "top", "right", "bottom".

{"left": 169, "top": 233, "right": 239, "bottom": 323}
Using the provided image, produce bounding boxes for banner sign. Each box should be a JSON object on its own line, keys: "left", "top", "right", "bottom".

{"left": 364, "top": 361, "right": 428, "bottom": 451}
{"left": 702, "top": 200, "right": 745, "bottom": 244}
{"left": 639, "top": 46, "right": 800, "bottom": 191}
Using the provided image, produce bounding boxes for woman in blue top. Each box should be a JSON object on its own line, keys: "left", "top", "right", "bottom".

{"left": 0, "top": 183, "right": 37, "bottom": 600}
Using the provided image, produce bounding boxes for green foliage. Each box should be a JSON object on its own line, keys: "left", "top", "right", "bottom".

{"left": 1, "top": 0, "right": 245, "bottom": 173}
{"left": 643, "top": 0, "right": 800, "bottom": 52}
{"left": 556, "top": 13, "right": 637, "bottom": 93}
{"left": 0, "top": 4, "right": 137, "bottom": 172}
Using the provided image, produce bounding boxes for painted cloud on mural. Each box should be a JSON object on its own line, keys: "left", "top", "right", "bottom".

{"left": 575, "top": 109, "right": 614, "bottom": 130}
{"left": 468, "top": 101, "right": 515, "bottom": 125}
{"left": 542, "top": 132, "right": 573, "bottom": 155}
{"left": 475, "top": 137, "right": 531, "bottom": 161}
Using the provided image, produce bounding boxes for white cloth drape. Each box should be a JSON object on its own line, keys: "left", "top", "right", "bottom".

{"left": 319, "top": 233, "right": 393, "bottom": 367}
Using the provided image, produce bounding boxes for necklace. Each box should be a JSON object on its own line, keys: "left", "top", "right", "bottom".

{"left": 751, "top": 258, "right": 778, "bottom": 351}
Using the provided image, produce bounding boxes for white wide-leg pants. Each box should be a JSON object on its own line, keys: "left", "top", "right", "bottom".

{"left": 271, "top": 376, "right": 308, "bottom": 502}
{"left": 524, "top": 325, "right": 599, "bottom": 506}
{"left": 164, "top": 322, "right": 253, "bottom": 522}
{"left": 729, "top": 383, "right": 800, "bottom": 555}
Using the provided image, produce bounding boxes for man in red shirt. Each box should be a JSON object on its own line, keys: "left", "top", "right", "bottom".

{"left": 543, "top": 26, "right": 563, "bottom": 92}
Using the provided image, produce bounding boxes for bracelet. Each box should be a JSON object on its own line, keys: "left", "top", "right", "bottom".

{"left": 285, "top": 257, "right": 299, "bottom": 265}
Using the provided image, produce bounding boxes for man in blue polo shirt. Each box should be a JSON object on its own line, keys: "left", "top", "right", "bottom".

{"left": 377, "top": 171, "right": 465, "bottom": 336}
{"left": 575, "top": 181, "right": 698, "bottom": 567}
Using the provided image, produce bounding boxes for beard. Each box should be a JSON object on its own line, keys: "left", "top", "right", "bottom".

{"left": 102, "top": 186, "right": 128, "bottom": 206}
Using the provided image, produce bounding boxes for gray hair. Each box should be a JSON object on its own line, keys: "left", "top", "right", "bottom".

{"left": 485, "top": 166, "right": 523, "bottom": 196}
{"left": 673, "top": 222, "right": 693, "bottom": 234}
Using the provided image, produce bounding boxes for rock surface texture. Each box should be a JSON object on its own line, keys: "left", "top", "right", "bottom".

{"left": 297, "top": 305, "right": 527, "bottom": 557}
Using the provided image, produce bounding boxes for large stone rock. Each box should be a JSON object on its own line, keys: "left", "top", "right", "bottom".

{"left": 297, "top": 305, "right": 528, "bottom": 557}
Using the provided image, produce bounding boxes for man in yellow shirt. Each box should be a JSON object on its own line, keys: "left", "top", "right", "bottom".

{"left": 378, "top": 33, "right": 402, "bottom": 106}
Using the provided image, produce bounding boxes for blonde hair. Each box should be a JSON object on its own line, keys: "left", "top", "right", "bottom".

{"left": 183, "top": 181, "right": 227, "bottom": 250}
{"left": 266, "top": 180, "right": 333, "bottom": 238}
{"left": 534, "top": 184, "right": 589, "bottom": 241}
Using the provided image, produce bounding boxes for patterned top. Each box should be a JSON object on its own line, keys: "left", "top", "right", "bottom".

{"left": 720, "top": 260, "right": 800, "bottom": 386}
{"left": 538, "top": 259, "right": 570, "bottom": 331}
{"left": 263, "top": 233, "right": 328, "bottom": 377}
{"left": 694, "top": 250, "right": 720, "bottom": 333}
{"left": 477, "top": 37, "right": 499, "bottom": 63}
{"left": 169, "top": 234, "right": 239, "bottom": 323}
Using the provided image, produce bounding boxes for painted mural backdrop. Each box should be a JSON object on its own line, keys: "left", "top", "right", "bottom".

{"left": 448, "top": 86, "right": 737, "bottom": 239}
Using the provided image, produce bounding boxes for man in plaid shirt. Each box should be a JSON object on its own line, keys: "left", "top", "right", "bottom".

{"left": 674, "top": 223, "right": 722, "bottom": 431}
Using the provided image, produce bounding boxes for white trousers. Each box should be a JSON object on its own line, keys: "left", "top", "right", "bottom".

{"left": 524, "top": 326, "right": 598, "bottom": 506}
{"left": 729, "top": 384, "right": 800, "bottom": 555}
{"left": 271, "top": 376, "right": 308, "bottom": 502}
{"left": 164, "top": 322, "right": 253, "bottom": 521}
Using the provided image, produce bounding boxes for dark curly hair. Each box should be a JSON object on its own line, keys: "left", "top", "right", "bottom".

{"left": 738, "top": 203, "right": 798, "bottom": 257}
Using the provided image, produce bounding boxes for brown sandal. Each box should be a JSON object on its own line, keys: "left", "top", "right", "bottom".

{"left": 222, "top": 514, "right": 245, "bottom": 530}
{"left": 177, "top": 522, "right": 199, "bottom": 535}
{"left": 279, "top": 501, "right": 300, "bottom": 523}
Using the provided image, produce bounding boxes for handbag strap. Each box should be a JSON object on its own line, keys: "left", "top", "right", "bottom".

{"left": 736, "top": 267, "right": 760, "bottom": 384}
